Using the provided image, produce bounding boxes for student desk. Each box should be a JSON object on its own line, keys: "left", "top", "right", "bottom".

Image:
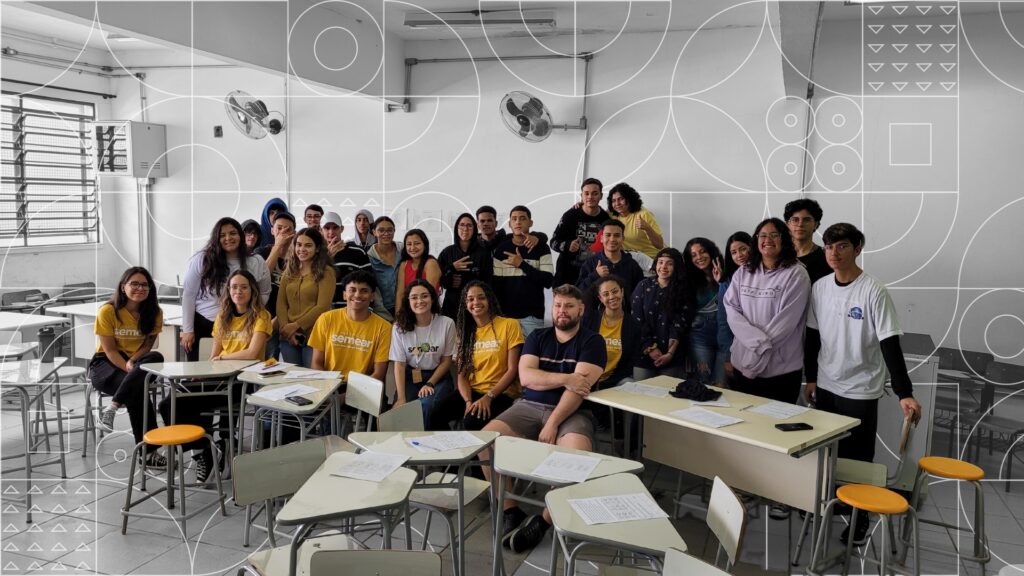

{"left": 139, "top": 359, "right": 257, "bottom": 492}
{"left": 46, "top": 302, "right": 183, "bottom": 361}
{"left": 276, "top": 450, "right": 418, "bottom": 576}
{"left": 349, "top": 430, "right": 498, "bottom": 576}
{"left": 587, "top": 376, "right": 859, "bottom": 559}
{"left": 0, "top": 311, "right": 66, "bottom": 344}
{"left": 237, "top": 368, "right": 344, "bottom": 453}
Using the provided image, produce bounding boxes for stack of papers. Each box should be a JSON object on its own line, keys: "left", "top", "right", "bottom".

{"left": 284, "top": 370, "right": 341, "bottom": 380}
{"left": 250, "top": 383, "right": 319, "bottom": 401}
{"left": 531, "top": 452, "right": 601, "bottom": 483}
{"left": 331, "top": 452, "right": 409, "bottom": 482}
{"left": 748, "top": 401, "right": 810, "bottom": 420}
{"left": 406, "top": 432, "right": 486, "bottom": 453}
{"left": 242, "top": 361, "right": 296, "bottom": 374}
{"left": 616, "top": 382, "right": 670, "bottom": 398}
{"left": 669, "top": 407, "right": 744, "bottom": 428}
{"left": 569, "top": 493, "right": 669, "bottom": 525}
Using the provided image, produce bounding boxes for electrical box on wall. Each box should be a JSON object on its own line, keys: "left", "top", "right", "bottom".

{"left": 93, "top": 121, "right": 168, "bottom": 178}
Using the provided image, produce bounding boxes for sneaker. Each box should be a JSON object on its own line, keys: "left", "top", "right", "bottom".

{"left": 194, "top": 449, "right": 213, "bottom": 485}
{"left": 500, "top": 507, "right": 528, "bottom": 543}
{"left": 507, "top": 514, "right": 550, "bottom": 554}
{"left": 840, "top": 515, "right": 870, "bottom": 546}
{"left": 142, "top": 451, "right": 167, "bottom": 470}
{"left": 99, "top": 405, "right": 117, "bottom": 432}
{"left": 769, "top": 503, "right": 791, "bottom": 520}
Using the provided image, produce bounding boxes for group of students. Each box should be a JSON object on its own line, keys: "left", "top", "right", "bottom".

{"left": 87, "top": 181, "right": 923, "bottom": 551}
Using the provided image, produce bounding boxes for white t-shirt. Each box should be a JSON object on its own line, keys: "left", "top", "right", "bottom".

{"left": 807, "top": 272, "right": 902, "bottom": 400}
{"left": 388, "top": 314, "right": 456, "bottom": 370}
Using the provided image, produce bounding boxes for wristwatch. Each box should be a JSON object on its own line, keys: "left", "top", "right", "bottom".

{"left": 486, "top": 391, "right": 496, "bottom": 399}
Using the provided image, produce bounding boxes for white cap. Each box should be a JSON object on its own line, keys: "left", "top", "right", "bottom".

{"left": 321, "top": 211, "right": 343, "bottom": 228}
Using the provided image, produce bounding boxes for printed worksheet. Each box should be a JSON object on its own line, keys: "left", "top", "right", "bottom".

{"left": 416, "top": 431, "right": 486, "bottom": 452}
{"left": 617, "top": 382, "right": 670, "bottom": 398}
{"left": 691, "top": 399, "right": 731, "bottom": 408}
{"left": 531, "top": 452, "right": 601, "bottom": 483}
{"left": 669, "top": 407, "right": 744, "bottom": 428}
{"left": 330, "top": 451, "right": 409, "bottom": 482}
{"left": 284, "top": 370, "right": 341, "bottom": 380}
{"left": 250, "top": 383, "right": 318, "bottom": 401}
{"left": 569, "top": 493, "right": 669, "bottom": 525}
{"left": 747, "top": 401, "right": 810, "bottom": 420}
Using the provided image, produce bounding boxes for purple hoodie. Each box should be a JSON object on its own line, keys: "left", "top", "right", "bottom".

{"left": 724, "top": 263, "right": 811, "bottom": 379}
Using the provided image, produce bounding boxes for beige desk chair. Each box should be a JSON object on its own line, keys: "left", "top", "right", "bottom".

{"left": 309, "top": 549, "right": 441, "bottom": 576}
{"left": 233, "top": 435, "right": 356, "bottom": 548}
{"left": 378, "top": 399, "right": 424, "bottom": 433}
{"left": 198, "top": 337, "right": 214, "bottom": 361}
{"left": 705, "top": 476, "right": 746, "bottom": 571}
{"left": 663, "top": 547, "right": 730, "bottom": 576}
{"left": 345, "top": 371, "right": 385, "bottom": 433}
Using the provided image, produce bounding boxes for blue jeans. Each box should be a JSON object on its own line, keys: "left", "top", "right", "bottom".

{"left": 403, "top": 367, "right": 455, "bottom": 430}
{"left": 279, "top": 340, "right": 313, "bottom": 368}
{"left": 517, "top": 316, "right": 545, "bottom": 339}
{"left": 688, "top": 310, "right": 723, "bottom": 384}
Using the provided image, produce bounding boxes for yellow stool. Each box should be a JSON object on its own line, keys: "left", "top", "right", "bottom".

{"left": 809, "top": 484, "right": 920, "bottom": 576}
{"left": 121, "top": 424, "right": 226, "bottom": 537}
{"left": 902, "top": 456, "right": 989, "bottom": 567}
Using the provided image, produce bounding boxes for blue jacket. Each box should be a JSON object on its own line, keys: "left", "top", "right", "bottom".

{"left": 259, "top": 197, "right": 288, "bottom": 249}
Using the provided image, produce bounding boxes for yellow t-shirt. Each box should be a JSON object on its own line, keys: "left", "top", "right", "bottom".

{"left": 615, "top": 207, "right": 664, "bottom": 258}
{"left": 308, "top": 309, "right": 392, "bottom": 378}
{"left": 598, "top": 315, "right": 624, "bottom": 382}
{"left": 469, "top": 316, "right": 524, "bottom": 396}
{"left": 213, "top": 309, "right": 273, "bottom": 360}
{"left": 94, "top": 303, "right": 163, "bottom": 355}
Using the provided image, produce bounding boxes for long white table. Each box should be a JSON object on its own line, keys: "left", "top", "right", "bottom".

{"left": 46, "top": 302, "right": 183, "bottom": 361}
{"left": 0, "top": 311, "right": 66, "bottom": 343}
{"left": 587, "top": 376, "right": 859, "bottom": 561}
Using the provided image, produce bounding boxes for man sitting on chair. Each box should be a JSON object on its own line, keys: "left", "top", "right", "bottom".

{"left": 481, "top": 284, "right": 607, "bottom": 553}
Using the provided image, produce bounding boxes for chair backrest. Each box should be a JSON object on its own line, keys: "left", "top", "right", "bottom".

{"left": 309, "top": 549, "right": 441, "bottom": 576}
{"left": 707, "top": 476, "right": 746, "bottom": 568}
{"left": 231, "top": 435, "right": 355, "bottom": 506}
{"left": 157, "top": 284, "right": 182, "bottom": 304}
{"left": 662, "top": 547, "right": 730, "bottom": 576}
{"left": 198, "top": 337, "right": 214, "bottom": 360}
{"left": 379, "top": 400, "right": 424, "bottom": 432}
{"left": 346, "top": 371, "right": 385, "bottom": 419}
{"left": 1, "top": 289, "right": 42, "bottom": 307}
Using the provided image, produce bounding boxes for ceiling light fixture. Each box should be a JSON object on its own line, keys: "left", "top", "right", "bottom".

{"left": 403, "top": 10, "right": 555, "bottom": 30}
{"left": 107, "top": 33, "right": 140, "bottom": 42}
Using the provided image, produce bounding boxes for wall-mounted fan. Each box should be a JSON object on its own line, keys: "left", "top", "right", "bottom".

{"left": 499, "top": 90, "right": 587, "bottom": 143}
{"left": 224, "top": 90, "right": 285, "bottom": 139}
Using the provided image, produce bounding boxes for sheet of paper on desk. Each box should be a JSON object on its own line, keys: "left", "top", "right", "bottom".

{"left": 531, "top": 452, "right": 601, "bottom": 483}
{"left": 669, "top": 407, "right": 744, "bottom": 428}
{"left": 284, "top": 370, "right": 341, "bottom": 380}
{"left": 250, "top": 383, "right": 318, "bottom": 401}
{"left": 331, "top": 451, "right": 409, "bottom": 482}
{"left": 692, "top": 399, "right": 731, "bottom": 408}
{"left": 747, "top": 401, "right": 810, "bottom": 420}
{"left": 569, "top": 493, "right": 669, "bottom": 525}
{"left": 242, "top": 361, "right": 296, "bottom": 373}
{"left": 617, "top": 382, "right": 670, "bottom": 398}
{"left": 415, "top": 431, "right": 485, "bottom": 452}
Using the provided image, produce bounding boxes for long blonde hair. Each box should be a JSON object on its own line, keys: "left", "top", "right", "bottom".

{"left": 215, "top": 270, "right": 265, "bottom": 344}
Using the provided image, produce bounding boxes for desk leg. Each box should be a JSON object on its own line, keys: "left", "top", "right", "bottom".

{"left": 456, "top": 464, "right": 466, "bottom": 576}
{"left": 624, "top": 412, "right": 633, "bottom": 461}
{"left": 237, "top": 394, "right": 248, "bottom": 456}
{"left": 225, "top": 378, "right": 236, "bottom": 476}
{"left": 288, "top": 524, "right": 311, "bottom": 576}
{"left": 17, "top": 387, "right": 33, "bottom": 523}
{"left": 53, "top": 381, "right": 67, "bottom": 478}
{"left": 141, "top": 374, "right": 155, "bottom": 492}
{"left": 382, "top": 512, "right": 393, "bottom": 549}
{"left": 492, "top": 472, "right": 505, "bottom": 576}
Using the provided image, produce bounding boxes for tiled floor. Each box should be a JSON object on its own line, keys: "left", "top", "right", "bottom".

{"left": 2, "top": 383, "right": 1023, "bottom": 575}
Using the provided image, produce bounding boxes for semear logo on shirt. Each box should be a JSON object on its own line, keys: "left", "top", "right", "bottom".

{"left": 474, "top": 339, "right": 501, "bottom": 351}
{"left": 604, "top": 337, "right": 622, "bottom": 349}
{"left": 409, "top": 342, "right": 439, "bottom": 358}
{"left": 847, "top": 306, "right": 864, "bottom": 320}
{"left": 114, "top": 328, "right": 142, "bottom": 337}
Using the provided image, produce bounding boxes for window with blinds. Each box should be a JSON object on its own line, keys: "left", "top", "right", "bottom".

{"left": 1, "top": 92, "right": 99, "bottom": 247}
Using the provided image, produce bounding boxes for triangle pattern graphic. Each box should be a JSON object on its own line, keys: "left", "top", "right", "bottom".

{"left": 76, "top": 563, "right": 92, "bottom": 571}
{"left": 27, "top": 524, "right": 43, "bottom": 533}
{"left": 892, "top": 63, "right": 908, "bottom": 72}
{"left": 340, "top": 198, "right": 356, "bottom": 207}
{"left": 74, "top": 504, "right": 90, "bottom": 514}
{"left": 3, "top": 485, "right": 19, "bottom": 495}
{"left": 868, "top": 82, "right": 885, "bottom": 92}
{"left": 28, "top": 505, "right": 42, "bottom": 513}
{"left": 869, "top": 24, "right": 884, "bottom": 34}
{"left": 74, "top": 523, "right": 91, "bottom": 533}
{"left": 917, "top": 44, "right": 932, "bottom": 53}
{"left": 363, "top": 198, "right": 381, "bottom": 208}
{"left": 941, "top": 44, "right": 956, "bottom": 53}
{"left": 892, "top": 82, "right": 908, "bottom": 92}
{"left": 917, "top": 25, "right": 932, "bottom": 34}
{"left": 893, "top": 24, "right": 908, "bottom": 34}
{"left": 893, "top": 6, "right": 908, "bottom": 15}
{"left": 3, "top": 542, "right": 18, "bottom": 552}
{"left": 27, "top": 485, "right": 43, "bottom": 495}
{"left": 27, "top": 561, "right": 42, "bottom": 571}
{"left": 917, "top": 82, "right": 932, "bottom": 91}
{"left": 941, "top": 82, "right": 957, "bottom": 91}
{"left": 868, "top": 63, "right": 885, "bottom": 72}
{"left": 941, "top": 24, "right": 957, "bottom": 34}
{"left": 52, "top": 562, "right": 68, "bottom": 572}
{"left": 52, "top": 542, "right": 67, "bottom": 552}
{"left": 917, "top": 5, "right": 932, "bottom": 15}
{"left": 940, "top": 62, "right": 956, "bottom": 72}
{"left": 27, "top": 542, "right": 44, "bottom": 552}
{"left": 2, "top": 504, "right": 18, "bottom": 513}
{"left": 74, "top": 486, "right": 91, "bottom": 495}
{"left": 292, "top": 199, "right": 308, "bottom": 208}
{"left": 50, "top": 486, "right": 67, "bottom": 495}
{"left": 4, "top": 563, "right": 18, "bottom": 571}
{"left": 893, "top": 44, "right": 908, "bottom": 53}
{"left": 941, "top": 5, "right": 956, "bottom": 14}
{"left": 316, "top": 198, "right": 332, "bottom": 207}
{"left": 51, "top": 522, "right": 67, "bottom": 532}
{"left": 75, "top": 543, "right": 91, "bottom": 552}
{"left": 868, "top": 5, "right": 885, "bottom": 15}
{"left": 4, "top": 523, "right": 19, "bottom": 533}
{"left": 51, "top": 504, "right": 67, "bottom": 514}
{"left": 343, "top": 217, "right": 354, "bottom": 226}
{"left": 917, "top": 63, "right": 933, "bottom": 72}
{"left": 868, "top": 44, "right": 884, "bottom": 53}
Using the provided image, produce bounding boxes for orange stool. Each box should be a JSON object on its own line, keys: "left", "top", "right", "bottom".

{"left": 808, "top": 484, "right": 920, "bottom": 576}
{"left": 902, "top": 456, "right": 989, "bottom": 567}
{"left": 121, "top": 424, "right": 226, "bottom": 537}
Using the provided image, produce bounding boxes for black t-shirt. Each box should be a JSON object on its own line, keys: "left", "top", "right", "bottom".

{"left": 521, "top": 327, "right": 607, "bottom": 405}
{"left": 330, "top": 245, "right": 371, "bottom": 305}
{"left": 799, "top": 245, "right": 831, "bottom": 284}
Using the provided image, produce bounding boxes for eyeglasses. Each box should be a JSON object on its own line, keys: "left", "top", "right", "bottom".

{"left": 126, "top": 281, "right": 150, "bottom": 290}
{"left": 456, "top": 223, "right": 475, "bottom": 229}
{"left": 787, "top": 216, "right": 816, "bottom": 226}
{"left": 375, "top": 228, "right": 395, "bottom": 234}
{"left": 757, "top": 232, "right": 781, "bottom": 241}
